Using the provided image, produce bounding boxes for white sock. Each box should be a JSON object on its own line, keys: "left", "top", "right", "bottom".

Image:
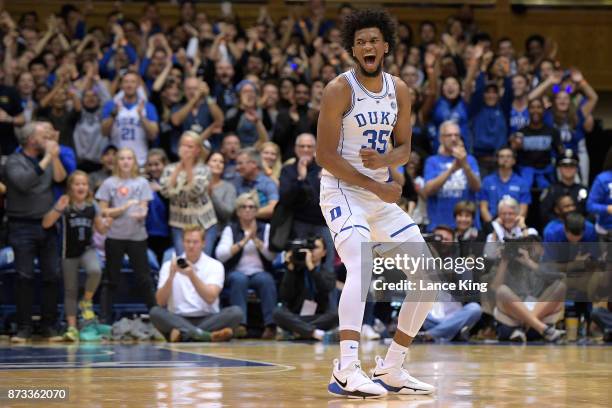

{"left": 313, "top": 329, "right": 325, "bottom": 340}
{"left": 340, "top": 340, "right": 359, "bottom": 369}
{"left": 384, "top": 340, "right": 408, "bottom": 368}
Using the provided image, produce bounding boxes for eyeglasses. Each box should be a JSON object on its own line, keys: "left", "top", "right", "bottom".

{"left": 239, "top": 205, "right": 257, "bottom": 210}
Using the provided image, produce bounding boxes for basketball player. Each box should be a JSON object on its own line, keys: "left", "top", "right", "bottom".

{"left": 317, "top": 9, "right": 435, "bottom": 398}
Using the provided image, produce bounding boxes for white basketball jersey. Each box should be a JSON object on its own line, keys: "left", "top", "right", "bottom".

{"left": 111, "top": 99, "right": 148, "bottom": 166}
{"left": 321, "top": 69, "right": 398, "bottom": 186}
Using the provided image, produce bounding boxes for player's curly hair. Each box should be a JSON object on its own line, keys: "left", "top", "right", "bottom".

{"left": 341, "top": 8, "right": 396, "bottom": 55}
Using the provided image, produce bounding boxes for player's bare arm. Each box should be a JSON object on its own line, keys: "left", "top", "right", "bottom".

{"left": 359, "top": 77, "right": 413, "bottom": 170}
{"left": 316, "top": 77, "right": 399, "bottom": 203}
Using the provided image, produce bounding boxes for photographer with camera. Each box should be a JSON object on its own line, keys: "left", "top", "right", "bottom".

{"left": 273, "top": 236, "right": 338, "bottom": 340}
{"left": 490, "top": 234, "right": 567, "bottom": 342}
{"left": 150, "top": 225, "right": 242, "bottom": 342}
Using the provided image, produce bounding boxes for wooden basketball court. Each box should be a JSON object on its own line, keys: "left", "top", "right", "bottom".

{"left": 0, "top": 340, "right": 609, "bottom": 407}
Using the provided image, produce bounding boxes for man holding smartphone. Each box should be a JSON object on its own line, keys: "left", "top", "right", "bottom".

{"left": 150, "top": 225, "right": 243, "bottom": 342}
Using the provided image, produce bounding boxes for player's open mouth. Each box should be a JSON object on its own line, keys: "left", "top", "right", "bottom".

{"left": 364, "top": 55, "right": 376, "bottom": 66}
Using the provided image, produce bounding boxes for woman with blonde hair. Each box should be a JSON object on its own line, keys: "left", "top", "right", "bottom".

{"left": 160, "top": 131, "right": 218, "bottom": 256}
{"left": 43, "top": 170, "right": 111, "bottom": 340}
{"left": 258, "top": 141, "right": 282, "bottom": 185}
{"left": 95, "top": 148, "right": 156, "bottom": 324}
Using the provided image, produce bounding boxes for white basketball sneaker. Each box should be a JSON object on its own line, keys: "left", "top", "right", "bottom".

{"left": 328, "top": 359, "right": 388, "bottom": 399}
{"left": 371, "top": 355, "right": 435, "bottom": 395}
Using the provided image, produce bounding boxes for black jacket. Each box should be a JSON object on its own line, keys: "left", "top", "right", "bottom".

{"left": 278, "top": 263, "right": 336, "bottom": 314}
{"left": 279, "top": 160, "right": 325, "bottom": 225}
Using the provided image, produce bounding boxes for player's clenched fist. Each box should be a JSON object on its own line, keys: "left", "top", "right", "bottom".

{"left": 359, "top": 148, "right": 387, "bottom": 170}
{"left": 373, "top": 181, "right": 401, "bottom": 203}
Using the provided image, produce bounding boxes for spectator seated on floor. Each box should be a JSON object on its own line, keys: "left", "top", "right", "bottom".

{"left": 490, "top": 235, "right": 567, "bottom": 343}
{"left": 591, "top": 302, "right": 612, "bottom": 342}
{"left": 273, "top": 236, "right": 338, "bottom": 341}
{"left": 417, "top": 226, "right": 482, "bottom": 342}
{"left": 150, "top": 225, "right": 242, "bottom": 343}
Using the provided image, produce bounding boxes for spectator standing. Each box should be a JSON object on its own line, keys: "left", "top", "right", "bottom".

{"left": 273, "top": 82, "right": 312, "bottom": 161}
{"left": 145, "top": 149, "right": 171, "bottom": 264}
{"left": 89, "top": 145, "right": 116, "bottom": 192}
{"left": 220, "top": 133, "right": 241, "bottom": 183}
{"left": 510, "top": 98, "right": 563, "bottom": 190}
{"left": 73, "top": 87, "right": 111, "bottom": 173}
{"left": 160, "top": 131, "right": 218, "bottom": 256}
{"left": 586, "top": 148, "right": 612, "bottom": 237}
{"left": 279, "top": 133, "right": 335, "bottom": 270}
{"left": 206, "top": 152, "right": 237, "bottom": 229}
{"left": 170, "top": 77, "right": 224, "bottom": 158}
{"left": 223, "top": 80, "right": 270, "bottom": 148}
{"left": 95, "top": 147, "right": 156, "bottom": 324}
{"left": 42, "top": 171, "right": 109, "bottom": 341}
{"left": 0, "top": 67, "right": 26, "bottom": 157}
{"left": 4, "top": 121, "right": 66, "bottom": 342}
{"left": 258, "top": 141, "right": 282, "bottom": 186}
{"left": 101, "top": 72, "right": 159, "bottom": 167}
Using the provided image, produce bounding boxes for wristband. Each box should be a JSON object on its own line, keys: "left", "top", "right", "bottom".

{"left": 53, "top": 207, "right": 63, "bottom": 213}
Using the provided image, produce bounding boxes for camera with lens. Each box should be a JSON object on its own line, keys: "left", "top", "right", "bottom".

{"left": 176, "top": 258, "right": 188, "bottom": 269}
{"left": 502, "top": 236, "right": 530, "bottom": 259}
{"left": 287, "top": 238, "right": 316, "bottom": 264}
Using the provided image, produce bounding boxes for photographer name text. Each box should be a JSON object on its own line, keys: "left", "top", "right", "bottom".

{"left": 372, "top": 279, "right": 488, "bottom": 293}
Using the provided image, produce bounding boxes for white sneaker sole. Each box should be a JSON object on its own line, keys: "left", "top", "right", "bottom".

{"left": 328, "top": 382, "right": 387, "bottom": 399}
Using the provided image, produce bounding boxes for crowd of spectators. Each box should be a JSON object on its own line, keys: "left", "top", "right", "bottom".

{"left": 0, "top": 1, "right": 610, "bottom": 344}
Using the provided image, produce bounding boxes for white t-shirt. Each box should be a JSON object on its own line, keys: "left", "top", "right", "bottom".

{"left": 157, "top": 253, "right": 225, "bottom": 317}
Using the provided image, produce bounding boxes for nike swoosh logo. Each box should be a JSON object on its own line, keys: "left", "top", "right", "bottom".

{"left": 372, "top": 372, "right": 385, "bottom": 378}
{"left": 349, "top": 346, "right": 357, "bottom": 349}
{"left": 333, "top": 374, "right": 347, "bottom": 388}
{"left": 357, "top": 97, "right": 365, "bottom": 101}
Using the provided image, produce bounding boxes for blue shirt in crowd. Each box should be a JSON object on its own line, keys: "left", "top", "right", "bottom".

{"left": 478, "top": 171, "right": 531, "bottom": 218}
{"left": 587, "top": 170, "right": 612, "bottom": 230}
{"left": 469, "top": 73, "right": 512, "bottom": 156}
{"left": 146, "top": 189, "right": 170, "bottom": 238}
{"left": 543, "top": 218, "right": 598, "bottom": 242}
{"left": 431, "top": 97, "right": 472, "bottom": 152}
{"left": 424, "top": 154, "right": 480, "bottom": 231}
{"left": 509, "top": 105, "right": 530, "bottom": 134}
{"left": 232, "top": 173, "right": 279, "bottom": 208}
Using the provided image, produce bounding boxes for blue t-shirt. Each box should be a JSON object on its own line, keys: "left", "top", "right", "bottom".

{"left": 431, "top": 97, "right": 472, "bottom": 152}
{"left": 146, "top": 190, "right": 169, "bottom": 238}
{"left": 543, "top": 218, "right": 599, "bottom": 261}
{"left": 543, "top": 219, "right": 597, "bottom": 242}
{"left": 510, "top": 105, "right": 530, "bottom": 134}
{"left": 587, "top": 170, "right": 612, "bottom": 230}
{"left": 232, "top": 173, "right": 279, "bottom": 207}
{"left": 424, "top": 154, "right": 480, "bottom": 231}
{"left": 478, "top": 172, "right": 531, "bottom": 218}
